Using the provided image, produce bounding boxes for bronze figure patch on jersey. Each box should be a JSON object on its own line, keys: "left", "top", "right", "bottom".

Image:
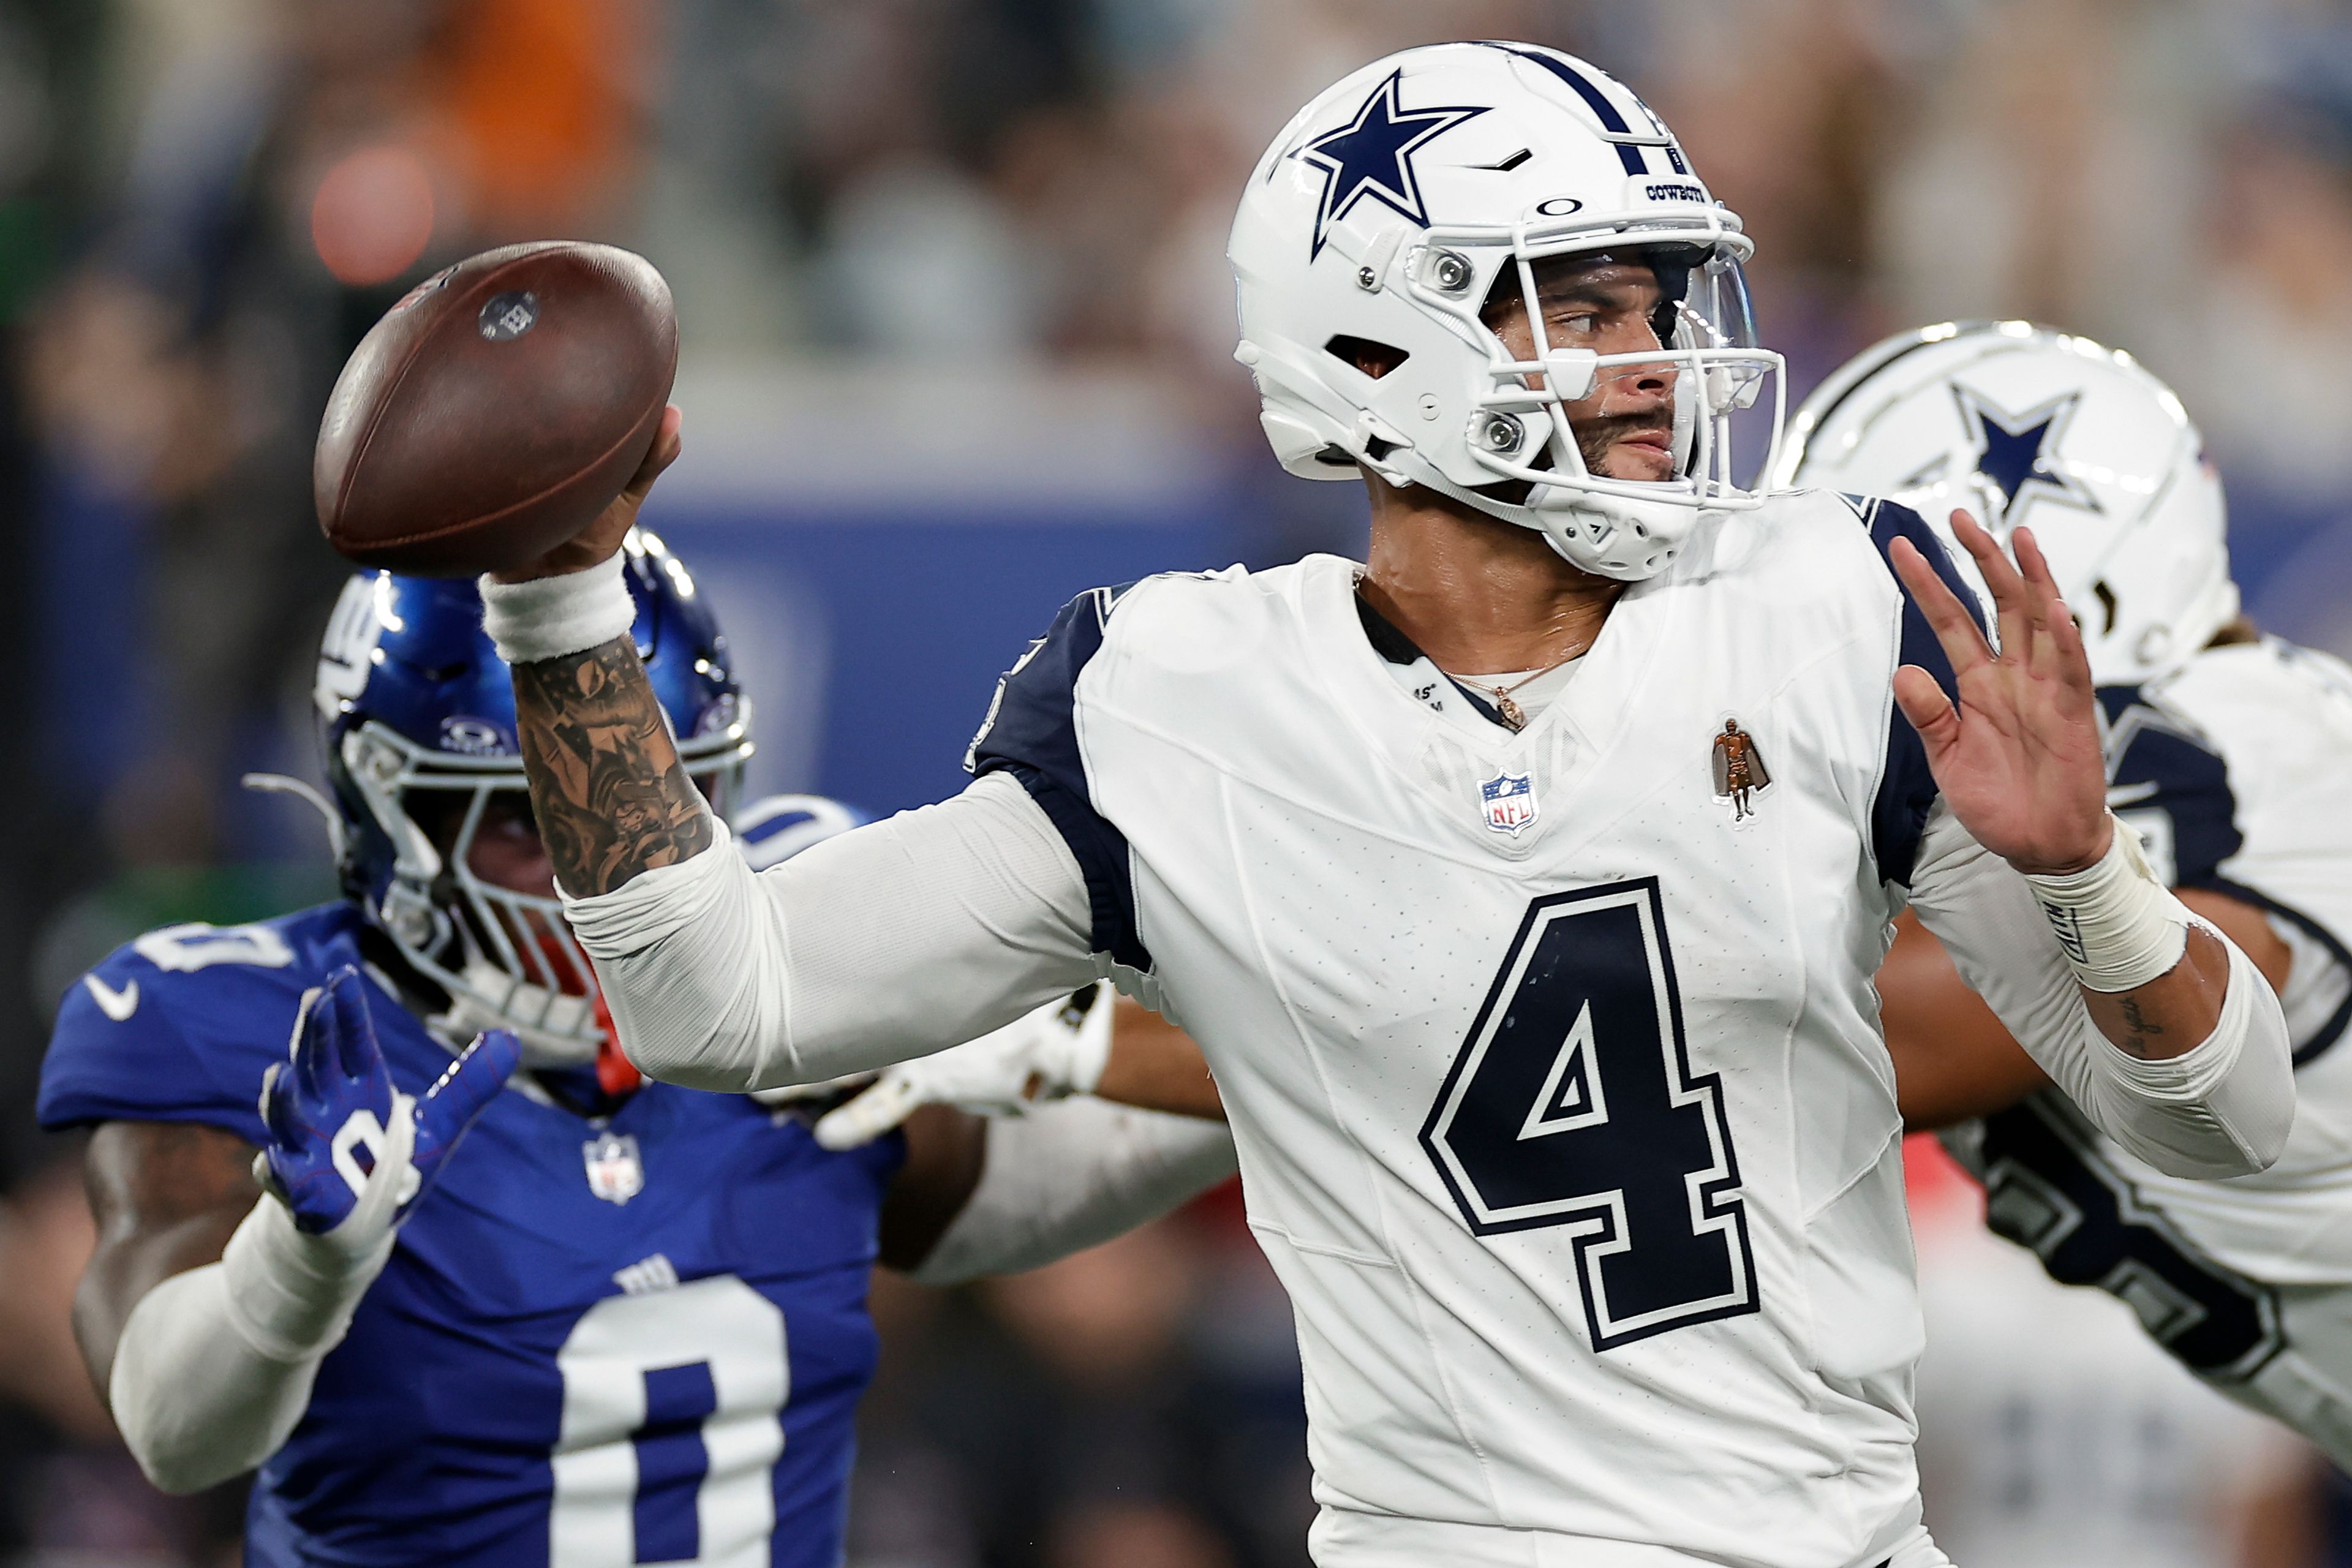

{"left": 1711, "top": 719, "right": 1770, "bottom": 821}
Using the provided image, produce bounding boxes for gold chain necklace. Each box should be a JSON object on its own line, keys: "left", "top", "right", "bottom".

{"left": 1461, "top": 657, "right": 1578, "bottom": 733}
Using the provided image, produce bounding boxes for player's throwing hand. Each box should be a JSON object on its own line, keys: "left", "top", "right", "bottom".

{"left": 1888, "top": 511, "right": 2112, "bottom": 876}
{"left": 255, "top": 966, "right": 517, "bottom": 1245}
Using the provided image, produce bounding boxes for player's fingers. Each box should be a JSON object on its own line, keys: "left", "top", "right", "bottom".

{"left": 1892, "top": 665, "right": 1961, "bottom": 752}
{"left": 1950, "top": 510, "right": 2027, "bottom": 605}
{"left": 2041, "top": 590, "right": 2095, "bottom": 699}
{"left": 1890, "top": 537, "right": 1992, "bottom": 674}
{"left": 292, "top": 991, "right": 336, "bottom": 1106}
{"left": 259, "top": 1060, "right": 299, "bottom": 1147}
{"left": 1948, "top": 511, "right": 2032, "bottom": 665}
{"left": 2008, "top": 526, "right": 2059, "bottom": 649}
{"left": 2010, "top": 526, "right": 2062, "bottom": 603}
{"left": 813, "top": 1075, "right": 922, "bottom": 1151}
{"left": 2008, "top": 530, "right": 2092, "bottom": 690}
{"left": 622, "top": 405, "right": 684, "bottom": 500}
{"left": 421, "top": 1029, "right": 519, "bottom": 1142}
{"left": 322, "top": 967, "right": 376, "bottom": 1085}
{"left": 2025, "top": 617, "right": 2063, "bottom": 690}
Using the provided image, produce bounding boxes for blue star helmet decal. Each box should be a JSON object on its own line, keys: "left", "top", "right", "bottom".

{"left": 1298, "top": 69, "right": 1487, "bottom": 260}
{"left": 1954, "top": 386, "right": 2101, "bottom": 524}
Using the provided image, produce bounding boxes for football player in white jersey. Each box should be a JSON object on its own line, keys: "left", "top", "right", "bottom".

{"left": 470, "top": 45, "right": 2294, "bottom": 1568}
{"left": 1784, "top": 320, "right": 2352, "bottom": 1468}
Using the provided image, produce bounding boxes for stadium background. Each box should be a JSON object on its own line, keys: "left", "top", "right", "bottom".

{"left": 0, "top": 0, "right": 2347, "bottom": 1561}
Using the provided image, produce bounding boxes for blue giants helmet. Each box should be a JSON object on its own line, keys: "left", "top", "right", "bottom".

{"left": 312, "top": 529, "right": 752, "bottom": 1066}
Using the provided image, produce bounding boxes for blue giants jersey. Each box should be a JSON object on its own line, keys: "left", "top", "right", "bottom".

{"left": 39, "top": 902, "right": 904, "bottom": 1567}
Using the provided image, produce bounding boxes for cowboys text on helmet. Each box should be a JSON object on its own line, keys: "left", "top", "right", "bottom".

{"left": 1228, "top": 42, "right": 1786, "bottom": 580}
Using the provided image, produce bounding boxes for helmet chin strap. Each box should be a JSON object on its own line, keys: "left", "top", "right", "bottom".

{"left": 1532, "top": 486, "right": 1722, "bottom": 580}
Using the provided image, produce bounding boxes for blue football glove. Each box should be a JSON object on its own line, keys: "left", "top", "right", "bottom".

{"left": 255, "top": 966, "right": 517, "bottom": 1240}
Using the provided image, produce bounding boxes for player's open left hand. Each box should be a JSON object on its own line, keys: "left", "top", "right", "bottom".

{"left": 1888, "top": 510, "right": 2111, "bottom": 876}
{"left": 489, "top": 404, "right": 684, "bottom": 584}
{"left": 255, "top": 966, "right": 519, "bottom": 1249}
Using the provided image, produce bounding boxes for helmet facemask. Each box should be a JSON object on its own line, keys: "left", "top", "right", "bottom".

{"left": 1420, "top": 227, "right": 1784, "bottom": 578}
{"left": 1229, "top": 42, "right": 1792, "bottom": 582}
{"left": 337, "top": 716, "right": 748, "bottom": 1069}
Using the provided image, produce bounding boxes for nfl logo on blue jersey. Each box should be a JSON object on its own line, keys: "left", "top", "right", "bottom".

{"left": 582, "top": 1132, "right": 644, "bottom": 1205}
{"left": 1480, "top": 772, "right": 1537, "bottom": 836}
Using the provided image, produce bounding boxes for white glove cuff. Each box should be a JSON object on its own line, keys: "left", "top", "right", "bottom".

{"left": 479, "top": 551, "right": 635, "bottom": 665}
{"left": 2022, "top": 816, "right": 2192, "bottom": 993}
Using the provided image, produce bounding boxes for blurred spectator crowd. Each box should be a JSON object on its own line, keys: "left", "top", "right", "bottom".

{"left": 15, "top": 0, "right": 2352, "bottom": 1562}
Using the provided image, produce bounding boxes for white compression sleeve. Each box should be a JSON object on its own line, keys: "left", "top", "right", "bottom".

{"left": 110, "top": 1193, "right": 396, "bottom": 1494}
{"left": 1906, "top": 803, "right": 2294, "bottom": 1178}
{"left": 565, "top": 771, "right": 1101, "bottom": 1093}
{"left": 907, "top": 1096, "right": 1239, "bottom": 1286}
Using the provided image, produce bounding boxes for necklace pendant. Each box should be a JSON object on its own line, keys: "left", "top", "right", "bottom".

{"left": 1496, "top": 693, "right": 1528, "bottom": 731}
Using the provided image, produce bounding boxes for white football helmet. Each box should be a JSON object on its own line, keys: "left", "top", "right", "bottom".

{"left": 1229, "top": 42, "right": 1786, "bottom": 581}
{"left": 1777, "top": 322, "right": 2237, "bottom": 685}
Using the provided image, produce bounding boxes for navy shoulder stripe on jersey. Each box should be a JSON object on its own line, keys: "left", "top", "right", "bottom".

{"left": 2098, "top": 687, "right": 2244, "bottom": 888}
{"left": 1864, "top": 498, "right": 1990, "bottom": 886}
{"left": 2193, "top": 877, "right": 2352, "bottom": 1068}
{"left": 967, "top": 586, "right": 1150, "bottom": 971}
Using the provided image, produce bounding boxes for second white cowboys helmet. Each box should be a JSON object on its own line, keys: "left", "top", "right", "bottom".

{"left": 1777, "top": 322, "right": 2237, "bottom": 686}
{"left": 1228, "top": 42, "right": 1787, "bottom": 581}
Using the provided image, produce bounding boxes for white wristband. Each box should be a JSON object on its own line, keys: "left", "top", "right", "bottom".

{"left": 2022, "top": 816, "right": 2192, "bottom": 993}
{"left": 479, "top": 551, "right": 636, "bottom": 665}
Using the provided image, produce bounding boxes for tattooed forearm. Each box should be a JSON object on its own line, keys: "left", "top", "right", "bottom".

{"left": 2082, "top": 925, "right": 2227, "bottom": 1061}
{"left": 2112, "top": 997, "right": 2166, "bottom": 1059}
{"left": 511, "top": 636, "right": 715, "bottom": 897}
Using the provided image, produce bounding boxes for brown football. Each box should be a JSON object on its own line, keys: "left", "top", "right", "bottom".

{"left": 315, "top": 240, "right": 677, "bottom": 576}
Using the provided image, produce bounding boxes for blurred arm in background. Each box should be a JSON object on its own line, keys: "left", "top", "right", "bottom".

{"left": 1882, "top": 889, "right": 2297, "bottom": 1130}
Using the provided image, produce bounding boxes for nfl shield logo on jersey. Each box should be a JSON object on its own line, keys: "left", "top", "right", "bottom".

{"left": 1479, "top": 771, "right": 1538, "bottom": 836}
{"left": 582, "top": 1131, "right": 644, "bottom": 1205}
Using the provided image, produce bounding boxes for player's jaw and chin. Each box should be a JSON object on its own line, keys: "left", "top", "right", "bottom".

{"left": 1358, "top": 249, "right": 1693, "bottom": 614}
{"left": 1487, "top": 254, "right": 1683, "bottom": 493}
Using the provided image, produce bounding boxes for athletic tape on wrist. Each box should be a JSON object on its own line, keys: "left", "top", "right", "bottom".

{"left": 219, "top": 1192, "right": 395, "bottom": 1363}
{"left": 222, "top": 1096, "right": 412, "bottom": 1362}
{"left": 480, "top": 552, "right": 635, "bottom": 665}
{"left": 2022, "top": 816, "right": 2192, "bottom": 993}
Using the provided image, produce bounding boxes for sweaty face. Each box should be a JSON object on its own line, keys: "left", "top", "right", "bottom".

{"left": 1482, "top": 254, "right": 1678, "bottom": 484}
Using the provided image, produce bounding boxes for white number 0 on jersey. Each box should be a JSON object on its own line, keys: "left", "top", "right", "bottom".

{"left": 551, "top": 1276, "right": 789, "bottom": 1567}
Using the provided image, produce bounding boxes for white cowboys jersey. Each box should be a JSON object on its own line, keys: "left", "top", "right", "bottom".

{"left": 1951, "top": 635, "right": 2352, "bottom": 1394}
{"left": 970, "top": 492, "right": 1992, "bottom": 1567}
